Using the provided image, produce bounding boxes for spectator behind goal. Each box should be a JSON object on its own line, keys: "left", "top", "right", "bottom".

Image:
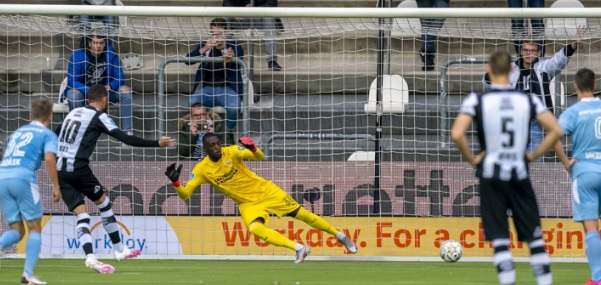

{"left": 178, "top": 103, "right": 235, "bottom": 160}
{"left": 63, "top": 33, "right": 134, "bottom": 134}
{"left": 186, "top": 17, "right": 244, "bottom": 132}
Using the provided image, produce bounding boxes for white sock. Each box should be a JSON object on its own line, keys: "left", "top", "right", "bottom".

{"left": 335, "top": 232, "right": 345, "bottom": 240}
{"left": 294, "top": 243, "right": 304, "bottom": 251}
{"left": 86, "top": 254, "right": 97, "bottom": 261}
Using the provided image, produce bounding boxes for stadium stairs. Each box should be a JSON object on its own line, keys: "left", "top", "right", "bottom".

{"left": 1, "top": 0, "right": 599, "bottom": 161}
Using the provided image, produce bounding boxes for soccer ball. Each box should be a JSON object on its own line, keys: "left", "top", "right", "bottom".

{"left": 439, "top": 240, "right": 463, "bottom": 263}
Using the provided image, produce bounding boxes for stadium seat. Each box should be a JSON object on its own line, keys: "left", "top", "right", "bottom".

{"left": 392, "top": 0, "right": 421, "bottom": 38}
{"left": 246, "top": 80, "right": 257, "bottom": 107}
{"left": 549, "top": 76, "right": 565, "bottom": 110}
{"left": 545, "top": 0, "right": 587, "bottom": 40}
{"left": 53, "top": 77, "right": 69, "bottom": 113}
{"left": 121, "top": 53, "right": 144, "bottom": 70}
{"left": 347, "top": 151, "right": 375, "bottom": 161}
{"left": 115, "top": 0, "right": 127, "bottom": 27}
{"left": 364, "top": 74, "right": 409, "bottom": 114}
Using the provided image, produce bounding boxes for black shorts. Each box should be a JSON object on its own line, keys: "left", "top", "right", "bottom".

{"left": 479, "top": 178, "right": 542, "bottom": 242}
{"left": 58, "top": 167, "right": 105, "bottom": 212}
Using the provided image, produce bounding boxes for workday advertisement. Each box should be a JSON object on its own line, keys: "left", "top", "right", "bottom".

{"left": 18, "top": 216, "right": 586, "bottom": 258}
{"left": 11, "top": 161, "right": 583, "bottom": 257}
{"left": 17, "top": 216, "right": 183, "bottom": 255}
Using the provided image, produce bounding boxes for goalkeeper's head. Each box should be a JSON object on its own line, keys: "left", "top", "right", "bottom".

{"left": 486, "top": 51, "right": 512, "bottom": 84}
{"left": 202, "top": 132, "right": 223, "bottom": 161}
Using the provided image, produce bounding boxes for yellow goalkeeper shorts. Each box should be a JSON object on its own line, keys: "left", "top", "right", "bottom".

{"left": 238, "top": 186, "right": 300, "bottom": 227}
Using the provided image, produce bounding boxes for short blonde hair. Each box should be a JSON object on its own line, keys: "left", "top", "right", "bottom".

{"left": 30, "top": 98, "right": 53, "bottom": 121}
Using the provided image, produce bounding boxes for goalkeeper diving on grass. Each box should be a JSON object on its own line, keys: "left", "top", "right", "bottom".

{"left": 164, "top": 133, "right": 358, "bottom": 263}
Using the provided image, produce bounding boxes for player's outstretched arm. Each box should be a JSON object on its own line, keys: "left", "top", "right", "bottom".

{"left": 158, "top": 136, "right": 177, "bottom": 147}
{"left": 110, "top": 129, "right": 176, "bottom": 147}
{"left": 238, "top": 136, "right": 264, "bottom": 161}
{"left": 165, "top": 163, "right": 201, "bottom": 200}
{"left": 44, "top": 152, "right": 61, "bottom": 203}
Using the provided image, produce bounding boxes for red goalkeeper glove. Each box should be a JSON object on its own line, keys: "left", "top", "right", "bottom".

{"left": 238, "top": 136, "right": 257, "bottom": 152}
{"left": 165, "top": 162, "right": 183, "bottom": 187}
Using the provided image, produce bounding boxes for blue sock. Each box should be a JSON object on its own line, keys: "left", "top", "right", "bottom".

{"left": 0, "top": 229, "right": 21, "bottom": 249}
{"left": 24, "top": 232, "right": 41, "bottom": 276}
{"left": 586, "top": 231, "right": 601, "bottom": 282}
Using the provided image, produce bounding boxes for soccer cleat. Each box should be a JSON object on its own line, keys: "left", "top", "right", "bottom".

{"left": 338, "top": 235, "right": 358, "bottom": 254}
{"left": 294, "top": 246, "right": 310, "bottom": 264}
{"left": 85, "top": 259, "right": 115, "bottom": 274}
{"left": 114, "top": 247, "right": 141, "bottom": 261}
{"left": 21, "top": 274, "right": 48, "bottom": 285}
{"left": 583, "top": 279, "right": 601, "bottom": 285}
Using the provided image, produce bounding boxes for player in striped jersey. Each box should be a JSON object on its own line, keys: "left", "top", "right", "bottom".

{"left": 452, "top": 51, "right": 563, "bottom": 285}
{"left": 56, "top": 84, "right": 176, "bottom": 273}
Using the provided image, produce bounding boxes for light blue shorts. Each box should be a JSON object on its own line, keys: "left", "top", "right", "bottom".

{"left": 572, "top": 172, "right": 601, "bottom": 222}
{"left": 0, "top": 178, "right": 43, "bottom": 225}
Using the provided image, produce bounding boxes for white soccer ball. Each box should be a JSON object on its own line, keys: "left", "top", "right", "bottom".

{"left": 439, "top": 240, "right": 463, "bottom": 263}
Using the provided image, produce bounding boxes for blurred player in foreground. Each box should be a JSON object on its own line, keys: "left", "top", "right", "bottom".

{"left": 56, "top": 84, "right": 176, "bottom": 273}
{"left": 553, "top": 68, "right": 601, "bottom": 285}
{"left": 0, "top": 98, "right": 61, "bottom": 285}
{"left": 452, "top": 51, "right": 562, "bottom": 285}
{"left": 165, "top": 133, "right": 358, "bottom": 263}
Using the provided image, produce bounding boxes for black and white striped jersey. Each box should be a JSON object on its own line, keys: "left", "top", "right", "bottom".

{"left": 459, "top": 85, "right": 548, "bottom": 180}
{"left": 56, "top": 106, "right": 159, "bottom": 172}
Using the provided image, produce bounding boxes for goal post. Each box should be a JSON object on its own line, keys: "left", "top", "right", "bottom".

{"left": 0, "top": 4, "right": 598, "bottom": 262}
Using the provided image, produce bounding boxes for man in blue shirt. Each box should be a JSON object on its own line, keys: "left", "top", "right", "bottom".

{"left": 63, "top": 34, "right": 133, "bottom": 134}
{"left": 554, "top": 68, "right": 601, "bottom": 285}
{"left": 0, "top": 98, "right": 61, "bottom": 285}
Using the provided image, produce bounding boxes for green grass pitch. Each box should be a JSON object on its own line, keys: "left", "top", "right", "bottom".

{"left": 0, "top": 259, "right": 590, "bottom": 284}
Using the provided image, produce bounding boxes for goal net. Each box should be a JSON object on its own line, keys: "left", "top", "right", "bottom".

{"left": 0, "top": 4, "right": 599, "bottom": 261}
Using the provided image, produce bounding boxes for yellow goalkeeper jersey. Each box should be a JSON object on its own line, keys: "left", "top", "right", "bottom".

{"left": 175, "top": 145, "right": 274, "bottom": 204}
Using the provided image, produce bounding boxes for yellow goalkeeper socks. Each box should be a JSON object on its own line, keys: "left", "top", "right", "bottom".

{"left": 294, "top": 207, "right": 339, "bottom": 236}
{"left": 248, "top": 222, "right": 296, "bottom": 250}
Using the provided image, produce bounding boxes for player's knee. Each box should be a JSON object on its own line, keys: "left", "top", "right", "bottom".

{"left": 248, "top": 222, "right": 266, "bottom": 238}
{"left": 26, "top": 221, "right": 43, "bottom": 233}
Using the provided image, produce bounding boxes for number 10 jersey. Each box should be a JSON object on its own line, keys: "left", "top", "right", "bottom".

{"left": 56, "top": 106, "right": 119, "bottom": 172}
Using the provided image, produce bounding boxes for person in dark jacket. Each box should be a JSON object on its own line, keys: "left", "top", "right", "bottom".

{"left": 223, "top": 0, "right": 282, "bottom": 71}
{"left": 178, "top": 103, "right": 235, "bottom": 160}
{"left": 483, "top": 33, "right": 583, "bottom": 159}
{"left": 63, "top": 34, "right": 133, "bottom": 133}
{"left": 186, "top": 18, "right": 244, "bottom": 131}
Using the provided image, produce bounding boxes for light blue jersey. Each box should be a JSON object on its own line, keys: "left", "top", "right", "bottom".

{"left": 559, "top": 98, "right": 601, "bottom": 180}
{"left": 0, "top": 121, "right": 58, "bottom": 182}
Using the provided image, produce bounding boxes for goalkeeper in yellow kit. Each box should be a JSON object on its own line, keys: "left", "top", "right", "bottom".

{"left": 164, "top": 133, "right": 358, "bottom": 263}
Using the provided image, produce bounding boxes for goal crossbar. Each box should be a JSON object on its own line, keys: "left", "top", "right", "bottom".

{"left": 1, "top": 5, "right": 601, "bottom": 19}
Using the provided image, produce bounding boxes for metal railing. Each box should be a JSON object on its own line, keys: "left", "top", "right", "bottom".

{"left": 438, "top": 57, "right": 487, "bottom": 148}
{"left": 157, "top": 56, "right": 250, "bottom": 135}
